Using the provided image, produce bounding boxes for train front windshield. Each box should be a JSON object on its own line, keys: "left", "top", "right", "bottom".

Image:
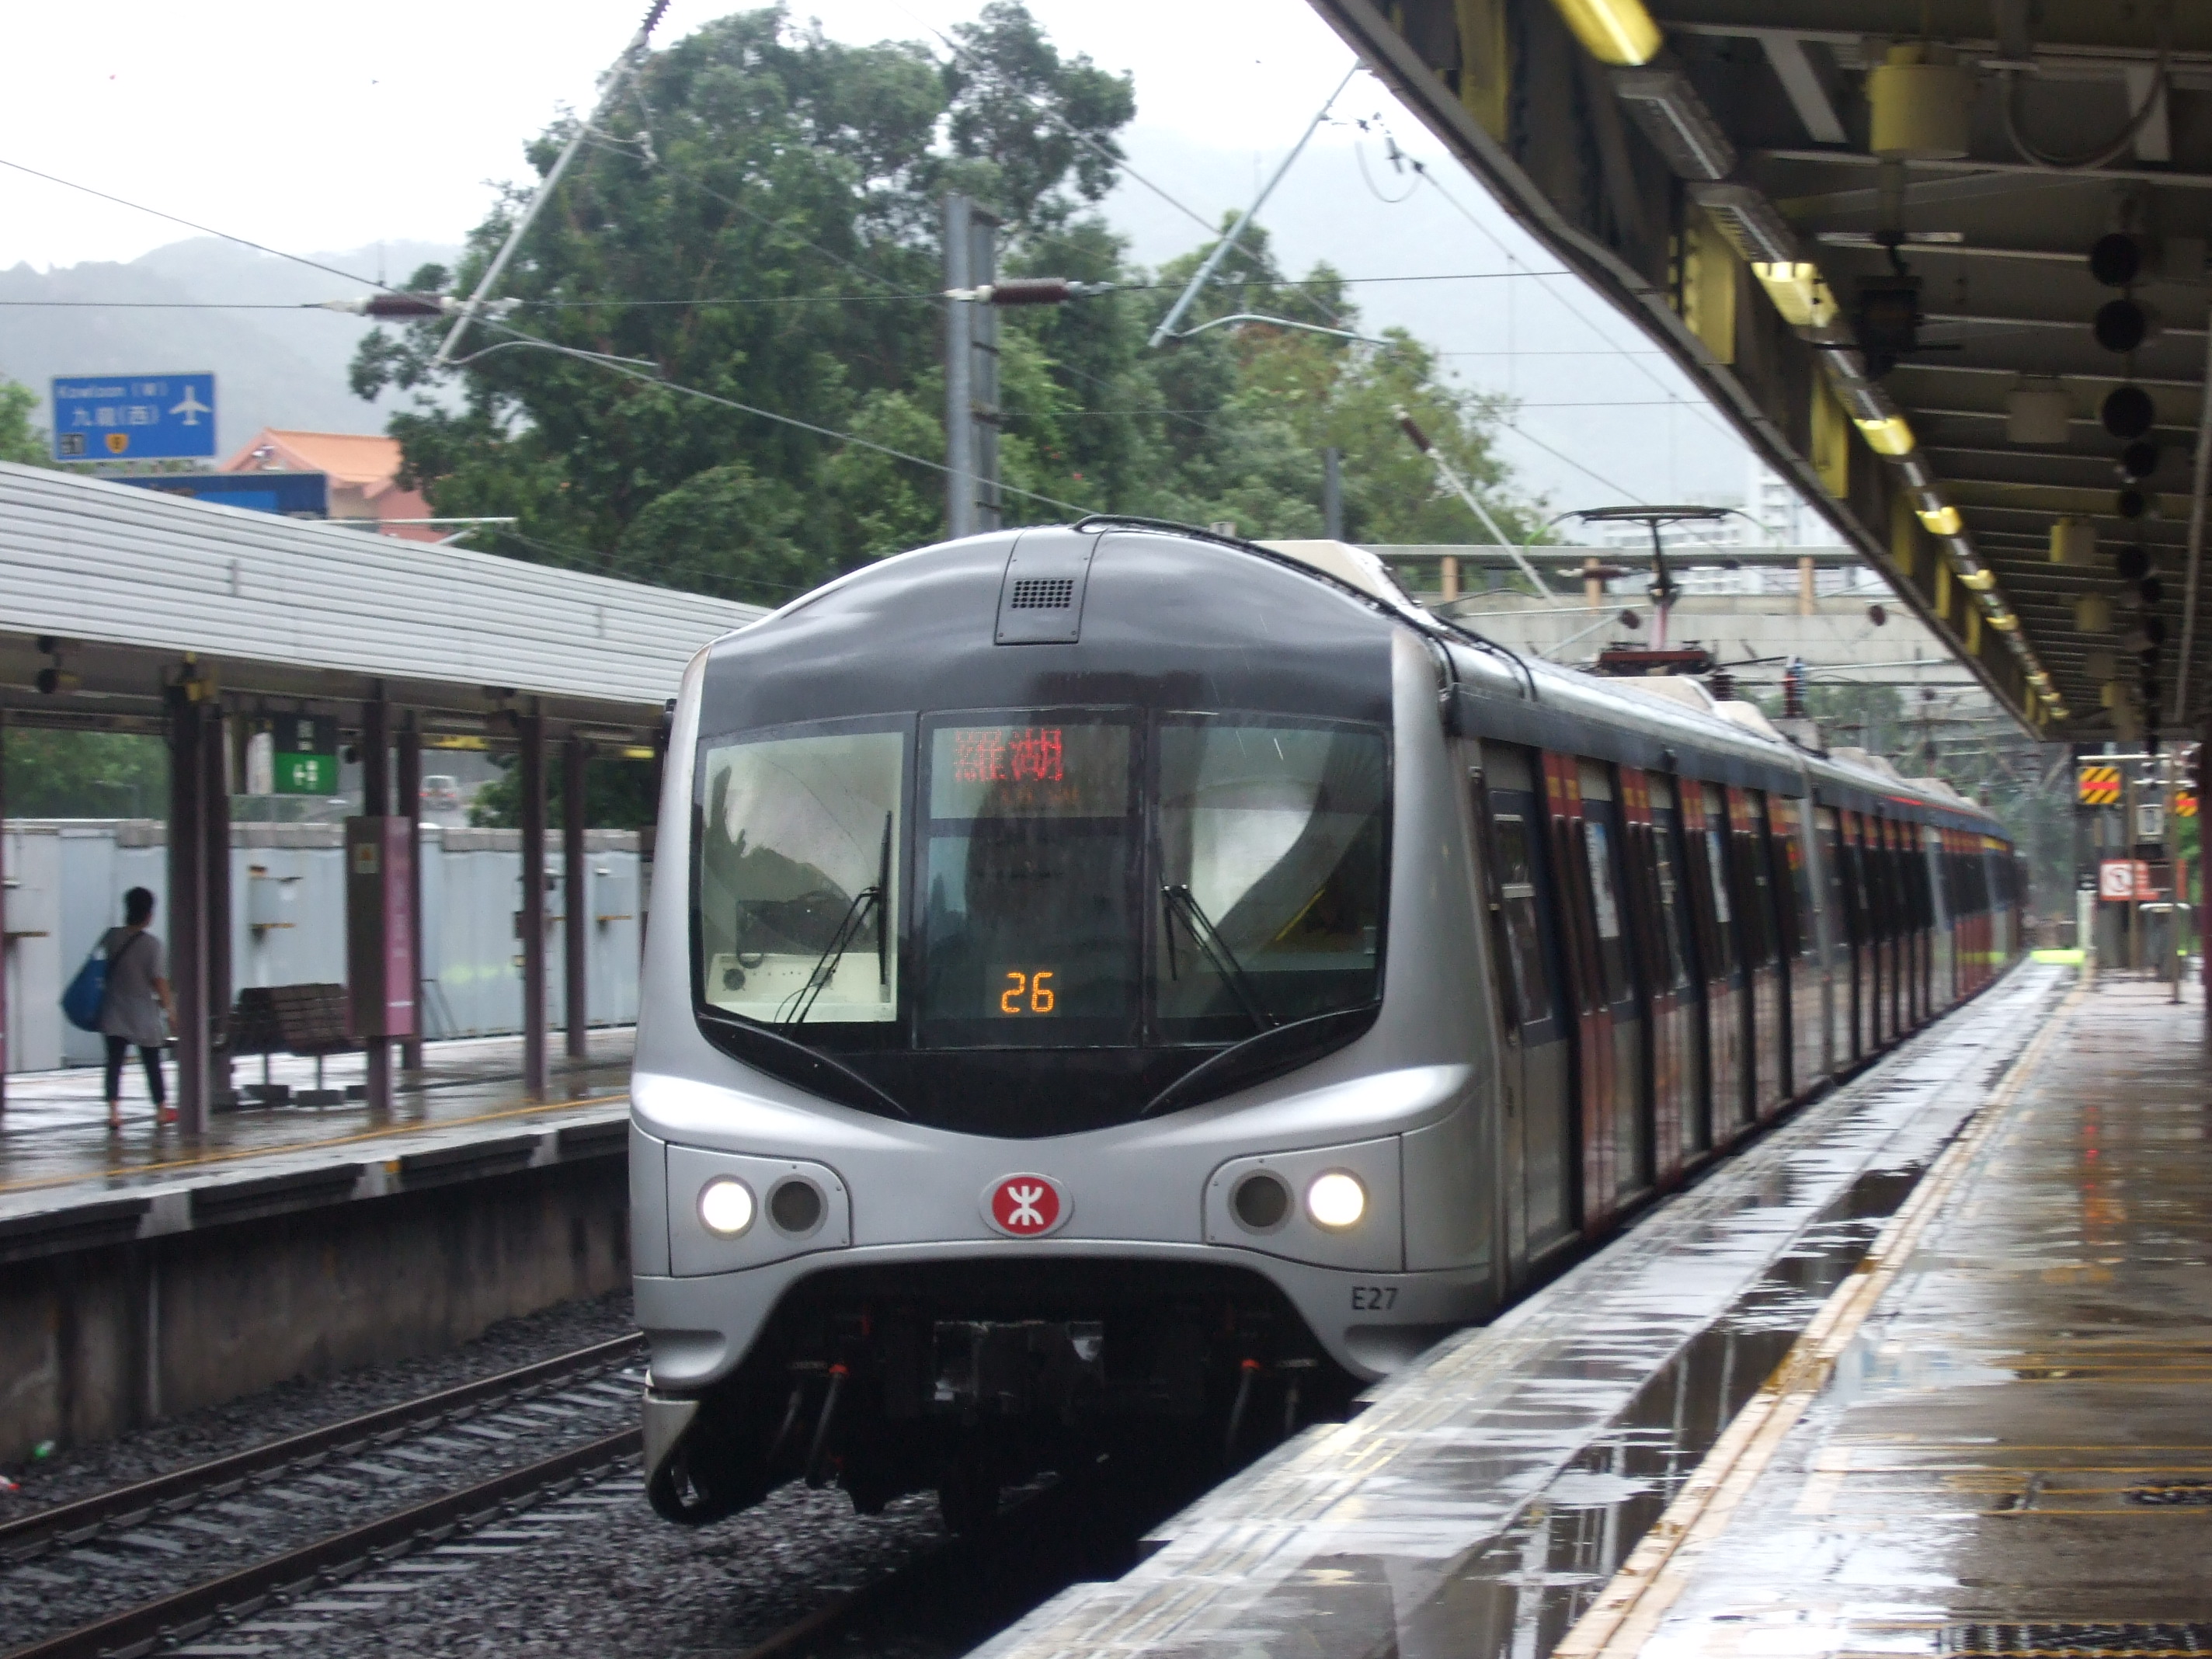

{"left": 693, "top": 709, "right": 1389, "bottom": 1120}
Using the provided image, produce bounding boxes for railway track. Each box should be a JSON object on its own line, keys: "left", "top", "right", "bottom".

{"left": 0, "top": 1336, "right": 646, "bottom": 1658}
{"left": 3, "top": 1325, "right": 1210, "bottom": 1659}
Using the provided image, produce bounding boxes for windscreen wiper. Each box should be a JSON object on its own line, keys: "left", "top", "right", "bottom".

{"left": 778, "top": 885, "right": 882, "bottom": 1025}
{"left": 1162, "top": 883, "right": 1275, "bottom": 1032}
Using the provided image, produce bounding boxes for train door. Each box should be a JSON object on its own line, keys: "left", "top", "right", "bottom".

{"left": 1691, "top": 783, "right": 1751, "bottom": 1141}
{"left": 1474, "top": 746, "right": 1577, "bottom": 1270}
{"left": 1926, "top": 827, "right": 1951, "bottom": 1012}
{"left": 1541, "top": 753, "right": 1614, "bottom": 1236}
{"left": 1915, "top": 825, "right": 1936, "bottom": 1023}
{"left": 1577, "top": 760, "right": 1648, "bottom": 1212}
{"left": 1841, "top": 810, "right": 1870, "bottom": 1061}
{"left": 1815, "top": 806, "right": 1850, "bottom": 1075}
{"left": 1730, "top": 788, "right": 1788, "bottom": 1118}
{"left": 1872, "top": 816, "right": 1899, "bottom": 1046}
{"left": 1899, "top": 819, "right": 1924, "bottom": 1028}
{"left": 1769, "top": 795, "right": 1825, "bottom": 1097}
{"left": 1644, "top": 774, "right": 1703, "bottom": 1185}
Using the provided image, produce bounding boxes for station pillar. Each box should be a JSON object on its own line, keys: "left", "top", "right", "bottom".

{"left": 397, "top": 717, "right": 425, "bottom": 1072}
{"left": 564, "top": 735, "right": 588, "bottom": 1061}
{"left": 360, "top": 698, "right": 391, "bottom": 1112}
{"left": 166, "top": 690, "right": 211, "bottom": 1134}
{"left": 519, "top": 713, "right": 548, "bottom": 1099}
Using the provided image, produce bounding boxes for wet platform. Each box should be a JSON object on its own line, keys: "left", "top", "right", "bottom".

{"left": 1559, "top": 972, "right": 2212, "bottom": 1658}
{"left": 0, "top": 1028, "right": 629, "bottom": 1229}
{"left": 1, "top": 1028, "right": 635, "bottom": 1458}
{"left": 972, "top": 963, "right": 2075, "bottom": 1659}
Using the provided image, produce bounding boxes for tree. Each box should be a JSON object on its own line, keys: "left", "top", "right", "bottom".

{"left": 353, "top": 3, "right": 1539, "bottom": 600}
{"left": 353, "top": 4, "right": 1132, "bottom": 604}
{"left": 468, "top": 753, "right": 658, "bottom": 831}
{"left": 5, "top": 729, "right": 168, "bottom": 818}
{"left": 0, "top": 377, "right": 47, "bottom": 466}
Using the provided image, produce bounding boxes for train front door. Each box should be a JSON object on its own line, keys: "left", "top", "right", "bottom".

{"left": 1480, "top": 746, "right": 1578, "bottom": 1264}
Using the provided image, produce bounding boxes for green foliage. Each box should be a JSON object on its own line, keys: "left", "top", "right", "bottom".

{"left": 0, "top": 378, "right": 47, "bottom": 466}
{"left": 6, "top": 729, "right": 168, "bottom": 818}
{"left": 351, "top": 3, "right": 1536, "bottom": 600}
{"left": 468, "top": 754, "right": 658, "bottom": 831}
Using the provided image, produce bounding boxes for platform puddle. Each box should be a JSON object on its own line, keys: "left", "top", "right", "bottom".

{"left": 1408, "top": 1158, "right": 1923, "bottom": 1659}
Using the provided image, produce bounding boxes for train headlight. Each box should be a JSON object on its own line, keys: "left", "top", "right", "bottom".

{"left": 698, "top": 1176, "right": 756, "bottom": 1237}
{"left": 1305, "top": 1171, "right": 1367, "bottom": 1230}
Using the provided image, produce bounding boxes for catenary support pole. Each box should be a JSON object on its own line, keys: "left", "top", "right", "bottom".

{"left": 565, "top": 734, "right": 589, "bottom": 1062}
{"left": 1323, "top": 447, "right": 1344, "bottom": 541}
{"left": 520, "top": 713, "right": 548, "bottom": 1100}
{"left": 361, "top": 697, "right": 391, "bottom": 1112}
{"left": 943, "top": 196, "right": 1002, "bottom": 538}
{"left": 168, "top": 691, "right": 208, "bottom": 1134}
{"left": 433, "top": 2, "right": 670, "bottom": 367}
{"left": 1148, "top": 66, "right": 1356, "bottom": 349}
{"left": 397, "top": 717, "right": 424, "bottom": 1070}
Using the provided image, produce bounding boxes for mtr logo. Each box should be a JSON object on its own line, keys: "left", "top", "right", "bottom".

{"left": 983, "top": 1174, "right": 1069, "bottom": 1238}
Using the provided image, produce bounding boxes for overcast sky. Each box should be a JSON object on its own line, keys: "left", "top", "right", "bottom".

{"left": 0, "top": 0, "right": 1783, "bottom": 517}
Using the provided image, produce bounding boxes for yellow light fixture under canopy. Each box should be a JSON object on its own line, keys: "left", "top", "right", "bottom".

{"left": 1751, "top": 262, "right": 1839, "bottom": 329}
{"left": 1959, "top": 568, "right": 1995, "bottom": 591}
{"left": 1988, "top": 611, "right": 2019, "bottom": 631}
{"left": 1853, "top": 414, "right": 1916, "bottom": 456}
{"left": 1918, "top": 504, "right": 1964, "bottom": 536}
{"left": 1546, "top": 0, "right": 1662, "bottom": 65}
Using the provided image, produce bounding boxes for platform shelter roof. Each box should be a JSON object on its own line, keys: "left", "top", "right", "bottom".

{"left": 0, "top": 461, "right": 767, "bottom": 738}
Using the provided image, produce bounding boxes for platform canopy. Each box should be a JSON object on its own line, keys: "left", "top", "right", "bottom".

{"left": 0, "top": 461, "right": 767, "bottom": 741}
{"left": 1308, "top": 0, "right": 2212, "bottom": 739}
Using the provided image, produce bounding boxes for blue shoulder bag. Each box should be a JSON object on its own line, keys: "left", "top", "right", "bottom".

{"left": 61, "top": 932, "right": 141, "bottom": 1034}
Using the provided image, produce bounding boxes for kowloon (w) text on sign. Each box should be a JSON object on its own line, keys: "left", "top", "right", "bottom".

{"left": 50, "top": 374, "right": 217, "bottom": 461}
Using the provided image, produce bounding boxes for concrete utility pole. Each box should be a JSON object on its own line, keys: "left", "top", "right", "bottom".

{"left": 944, "top": 195, "right": 1003, "bottom": 540}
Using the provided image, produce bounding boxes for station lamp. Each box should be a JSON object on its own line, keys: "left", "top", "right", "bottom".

{"left": 1918, "top": 502, "right": 1963, "bottom": 537}
{"left": 1547, "top": 0, "right": 1661, "bottom": 65}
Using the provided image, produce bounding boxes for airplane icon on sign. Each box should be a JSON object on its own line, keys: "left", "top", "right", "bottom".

{"left": 169, "top": 385, "right": 211, "bottom": 426}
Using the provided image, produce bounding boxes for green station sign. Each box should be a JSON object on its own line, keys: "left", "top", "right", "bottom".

{"left": 270, "top": 714, "right": 339, "bottom": 797}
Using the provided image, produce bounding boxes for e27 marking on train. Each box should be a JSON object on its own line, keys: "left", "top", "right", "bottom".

{"left": 1350, "top": 1285, "right": 1399, "bottom": 1310}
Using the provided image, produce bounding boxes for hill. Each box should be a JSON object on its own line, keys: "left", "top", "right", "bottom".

{"left": 0, "top": 238, "right": 457, "bottom": 457}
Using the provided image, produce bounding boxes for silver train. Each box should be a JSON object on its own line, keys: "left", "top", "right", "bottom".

{"left": 631, "top": 519, "right": 2021, "bottom": 1525}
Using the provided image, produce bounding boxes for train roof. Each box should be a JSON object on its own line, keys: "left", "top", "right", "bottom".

{"left": 1254, "top": 537, "right": 2005, "bottom": 836}
{"left": 707, "top": 522, "right": 2008, "bottom": 841}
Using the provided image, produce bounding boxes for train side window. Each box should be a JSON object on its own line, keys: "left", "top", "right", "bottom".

{"left": 1774, "top": 800, "right": 1817, "bottom": 963}
{"left": 1581, "top": 809, "right": 1632, "bottom": 1004}
{"left": 1700, "top": 821, "right": 1737, "bottom": 972}
{"left": 1650, "top": 809, "right": 1691, "bottom": 992}
{"left": 1816, "top": 808, "right": 1847, "bottom": 955}
{"left": 1490, "top": 812, "right": 1554, "bottom": 1028}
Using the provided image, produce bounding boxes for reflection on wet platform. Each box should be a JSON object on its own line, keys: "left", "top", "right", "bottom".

{"left": 972, "top": 965, "right": 2070, "bottom": 1659}
{"left": 1621, "top": 973, "right": 2212, "bottom": 1658}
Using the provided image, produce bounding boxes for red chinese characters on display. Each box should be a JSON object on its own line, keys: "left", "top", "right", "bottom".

{"left": 953, "top": 728, "right": 1064, "bottom": 785}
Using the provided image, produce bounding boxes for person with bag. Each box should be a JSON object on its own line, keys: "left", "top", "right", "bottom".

{"left": 98, "top": 888, "right": 176, "bottom": 1130}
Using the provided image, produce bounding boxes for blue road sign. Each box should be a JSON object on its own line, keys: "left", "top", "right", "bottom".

{"left": 50, "top": 373, "right": 217, "bottom": 461}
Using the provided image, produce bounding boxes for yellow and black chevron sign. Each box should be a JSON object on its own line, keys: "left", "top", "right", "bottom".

{"left": 2078, "top": 764, "right": 2121, "bottom": 807}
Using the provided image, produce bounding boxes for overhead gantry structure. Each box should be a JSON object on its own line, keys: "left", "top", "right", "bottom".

{"left": 1307, "top": 0, "right": 2212, "bottom": 742}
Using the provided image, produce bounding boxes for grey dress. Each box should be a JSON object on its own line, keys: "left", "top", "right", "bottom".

{"left": 97, "top": 928, "right": 167, "bottom": 1048}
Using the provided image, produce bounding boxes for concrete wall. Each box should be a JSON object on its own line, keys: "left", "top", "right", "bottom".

{"left": 0, "top": 1139, "right": 630, "bottom": 1459}
{"left": 3, "top": 821, "right": 649, "bottom": 1070}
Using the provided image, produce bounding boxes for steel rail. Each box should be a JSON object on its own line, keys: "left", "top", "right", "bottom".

{"left": 4, "top": 1430, "right": 641, "bottom": 1659}
{"left": 0, "top": 1332, "right": 642, "bottom": 1562}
